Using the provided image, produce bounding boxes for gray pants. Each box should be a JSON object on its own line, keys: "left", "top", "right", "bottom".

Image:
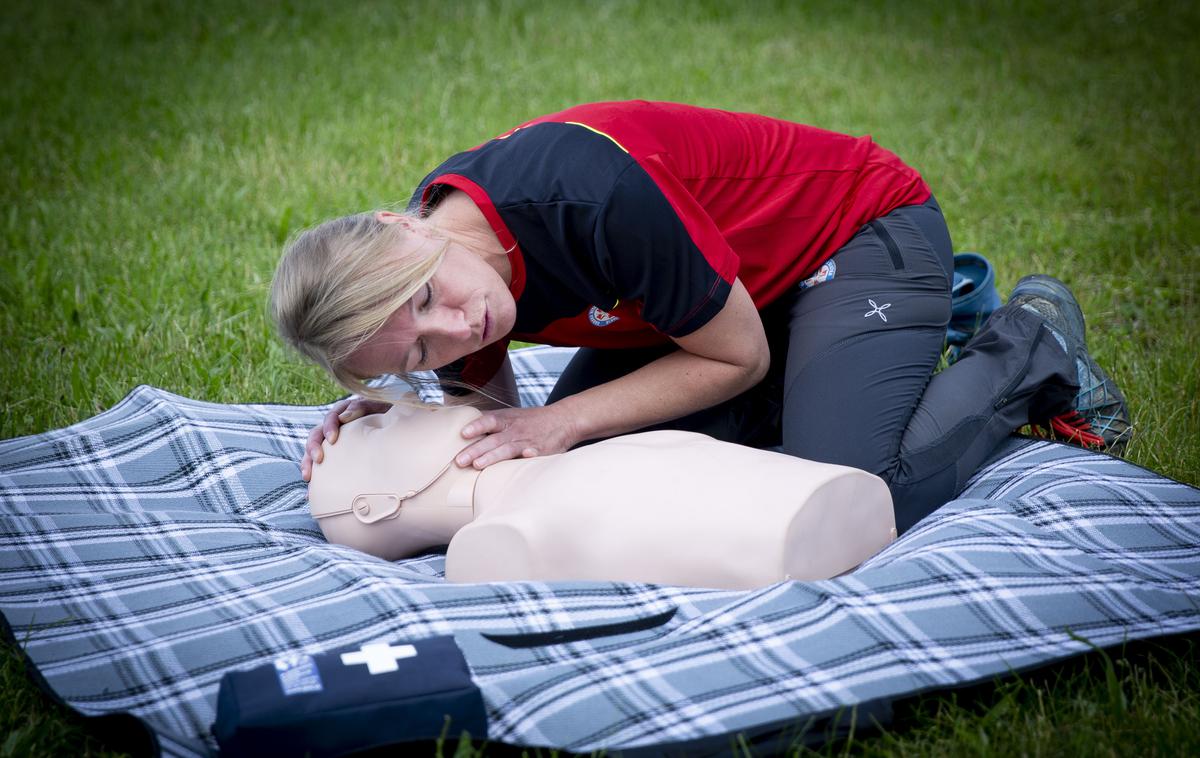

{"left": 548, "top": 197, "right": 1078, "bottom": 532}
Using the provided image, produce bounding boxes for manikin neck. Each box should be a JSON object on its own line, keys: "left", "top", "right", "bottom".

{"left": 410, "top": 431, "right": 544, "bottom": 546}
{"left": 470, "top": 456, "right": 545, "bottom": 519}
{"left": 414, "top": 456, "right": 532, "bottom": 542}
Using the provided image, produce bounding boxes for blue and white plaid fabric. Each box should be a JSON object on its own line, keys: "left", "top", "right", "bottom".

{"left": 2, "top": 346, "right": 1198, "bottom": 757}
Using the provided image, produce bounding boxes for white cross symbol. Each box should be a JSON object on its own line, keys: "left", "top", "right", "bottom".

{"left": 340, "top": 642, "right": 417, "bottom": 674}
{"left": 864, "top": 298, "right": 891, "bottom": 322}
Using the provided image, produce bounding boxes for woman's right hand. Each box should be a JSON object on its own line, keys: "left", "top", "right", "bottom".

{"left": 301, "top": 398, "right": 393, "bottom": 481}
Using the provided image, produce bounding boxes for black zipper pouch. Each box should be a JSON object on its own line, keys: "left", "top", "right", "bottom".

{"left": 212, "top": 634, "right": 485, "bottom": 757}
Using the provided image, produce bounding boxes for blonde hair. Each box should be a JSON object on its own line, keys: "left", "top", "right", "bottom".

{"left": 270, "top": 211, "right": 446, "bottom": 399}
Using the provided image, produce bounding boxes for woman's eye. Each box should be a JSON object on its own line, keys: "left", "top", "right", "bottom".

{"left": 420, "top": 283, "right": 433, "bottom": 310}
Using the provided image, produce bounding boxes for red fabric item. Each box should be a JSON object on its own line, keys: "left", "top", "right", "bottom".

{"left": 512, "top": 101, "right": 931, "bottom": 308}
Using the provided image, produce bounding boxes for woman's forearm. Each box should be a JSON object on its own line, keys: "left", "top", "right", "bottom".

{"left": 552, "top": 276, "right": 770, "bottom": 443}
{"left": 454, "top": 278, "right": 771, "bottom": 468}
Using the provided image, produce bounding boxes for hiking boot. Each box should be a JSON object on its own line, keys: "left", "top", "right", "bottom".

{"left": 1008, "top": 275, "right": 1133, "bottom": 454}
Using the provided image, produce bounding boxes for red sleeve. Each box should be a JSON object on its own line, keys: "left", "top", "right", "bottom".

{"left": 637, "top": 154, "right": 741, "bottom": 290}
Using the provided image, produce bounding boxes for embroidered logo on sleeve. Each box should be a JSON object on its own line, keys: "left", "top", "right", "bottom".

{"left": 588, "top": 306, "right": 620, "bottom": 327}
{"left": 798, "top": 260, "right": 837, "bottom": 290}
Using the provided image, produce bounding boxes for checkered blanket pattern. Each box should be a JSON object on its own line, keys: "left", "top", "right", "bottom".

{"left": 2, "top": 346, "right": 1198, "bottom": 757}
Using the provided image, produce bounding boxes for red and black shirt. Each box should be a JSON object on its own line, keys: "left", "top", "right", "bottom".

{"left": 407, "top": 100, "right": 930, "bottom": 386}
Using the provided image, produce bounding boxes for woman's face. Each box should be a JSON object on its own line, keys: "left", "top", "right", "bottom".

{"left": 343, "top": 225, "right": 517, "bottom": 378}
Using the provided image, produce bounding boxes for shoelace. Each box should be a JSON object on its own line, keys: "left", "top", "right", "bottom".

{"left": 1030, "top": 410, "right": 1106, "bottom": 449}
{"left": 1076, "top": 376, "right": 1126, "bottom": 437}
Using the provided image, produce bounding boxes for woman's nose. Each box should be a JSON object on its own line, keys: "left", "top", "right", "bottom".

{"left": 430, "top": 309, "right": 472, "bottom": 340}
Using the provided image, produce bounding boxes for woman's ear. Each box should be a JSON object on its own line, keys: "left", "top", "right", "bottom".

{"left": 375, "top": 210, "right": 414, "bottom": 228}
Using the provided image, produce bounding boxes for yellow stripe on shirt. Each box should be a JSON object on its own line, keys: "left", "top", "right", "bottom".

{"left": 564, "top": 122, "right": 630, "bottom": 154}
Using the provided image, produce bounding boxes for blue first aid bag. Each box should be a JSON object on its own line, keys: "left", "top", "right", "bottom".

{"left": 212, "top": 635, "right": 486, "bottom": 757}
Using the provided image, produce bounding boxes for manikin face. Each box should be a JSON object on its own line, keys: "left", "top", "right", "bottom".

{"left": 308, "top": 403, "right": 485, "bottom": 559}
{"left": 343, "top": 218, "right": 517, "bottom": 379}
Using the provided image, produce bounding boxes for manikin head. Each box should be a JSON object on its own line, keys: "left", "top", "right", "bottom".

{"left": 308, "top": 403, "right": 484, "bottom": 560}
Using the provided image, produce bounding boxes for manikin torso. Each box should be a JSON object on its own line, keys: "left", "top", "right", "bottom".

{"left": 308, "top": 403, "right": 896, "bottom": 590}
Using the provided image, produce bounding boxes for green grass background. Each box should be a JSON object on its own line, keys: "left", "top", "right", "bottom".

{"left": 2, "top": 0, "right": 1198, "bottom": 754}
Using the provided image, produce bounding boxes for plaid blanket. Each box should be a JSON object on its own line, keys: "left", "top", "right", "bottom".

{"left": 2, "top": 346, "right": 1198, "bottom": 757}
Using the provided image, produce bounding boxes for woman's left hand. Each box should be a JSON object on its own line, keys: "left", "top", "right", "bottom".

{"left": 455, "top": 404, "right": 580, "bottom": 468}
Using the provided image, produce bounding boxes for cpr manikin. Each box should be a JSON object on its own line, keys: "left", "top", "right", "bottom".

{"left": 308, "top": 403, "right": 897, "bottom": 590}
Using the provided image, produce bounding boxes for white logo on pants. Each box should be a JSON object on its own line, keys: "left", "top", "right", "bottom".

{"left": 864, "top": 299, "right": 891, "bottom": 322}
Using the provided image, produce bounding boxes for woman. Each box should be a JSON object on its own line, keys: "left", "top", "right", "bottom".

{"left": 272, "top": 101, "right": 1130, "bottom": 533}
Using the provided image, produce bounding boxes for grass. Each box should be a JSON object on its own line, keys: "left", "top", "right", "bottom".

{"left": 822, "top": 634, "right": 1200, "bottom": 757}
{"left": 1, "top": 0, "right": 1197, "bottom": 754}
{"left": 0, "top": 628, "right": 127, "bottom": 758}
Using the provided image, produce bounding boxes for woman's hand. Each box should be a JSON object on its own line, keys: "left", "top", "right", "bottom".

{"left": 300, "top": 398, "right": 393, "bottom": 481}
{"left": 454, "top": 404, "right": 580, "bottom": 469}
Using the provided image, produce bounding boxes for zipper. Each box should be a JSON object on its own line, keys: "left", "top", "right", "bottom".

{"left": 869, "top": 220, "right": 905, "bottom": 270}
{"left": 993, "top": 325, "right": 1046, "bottom": 408}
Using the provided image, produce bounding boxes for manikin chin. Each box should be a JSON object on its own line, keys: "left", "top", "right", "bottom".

{"left": 308, "top": 403, "right": 897, "bottom": 590}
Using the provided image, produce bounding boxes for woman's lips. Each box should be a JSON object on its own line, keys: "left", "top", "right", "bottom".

{"left": 482, "top": 307, "right": 491, "bottom": 342}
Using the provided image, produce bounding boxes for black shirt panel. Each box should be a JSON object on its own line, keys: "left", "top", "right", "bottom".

{"left": 408, "top": 122, "right": 731, "bottom": 367}
{"left": 595, "top": 162, "right": 731, "bottom": 337}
